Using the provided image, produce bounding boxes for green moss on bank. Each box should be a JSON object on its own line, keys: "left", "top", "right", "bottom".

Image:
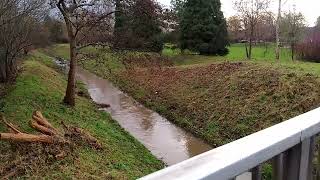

{"left": 0, "top": 52, "right": 163, "bottom": 179}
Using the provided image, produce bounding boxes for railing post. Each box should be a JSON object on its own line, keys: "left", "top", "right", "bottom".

{"left": 283, "top": 143, "right": 301, "bottom": 180}
{"left": 283, "top": 137, "right": 315, "bottom": 180}
{"left": 272, "top": 154, "right": 284, "bottom": 180}
{"left": 252, "top": 165, "right": 262, "bottom": 180}
{"left": 299, "top": 137, "right": 315, "bottom": 180}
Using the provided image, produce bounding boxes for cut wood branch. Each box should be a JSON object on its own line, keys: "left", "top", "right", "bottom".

{"left": 30, "top": 120, "right": 57, "bottom": 136}
{"left": 61, "top": 121, "right": 69, "bottom": 131}
{"left": 32, "top": 111, "right": 54, "bottom": 129}
{"left": 0, "top": 111, "right": 61, "bottom": 144}
{"left": 1, "top": 115, "right": 21, "bottom": 134}
{"left": 0, "top": 111, "right": 101, "bottom": 149}
{"left": 0, "top": 133, "right": 55, "bottom": 143}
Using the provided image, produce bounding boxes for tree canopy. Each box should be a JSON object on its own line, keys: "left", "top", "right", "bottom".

{"left": 114, "top": 0, "right": 163, "bottom": 52}
{"left": 179, "top": 0, "right": 229, "bottom": 55}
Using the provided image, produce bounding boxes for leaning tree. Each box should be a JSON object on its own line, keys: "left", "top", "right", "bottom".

{"left": 50, "top": 0, "right": 114, "bottom": 106}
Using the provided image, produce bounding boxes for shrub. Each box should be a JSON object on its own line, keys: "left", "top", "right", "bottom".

{"left": 149, "top": 34, "right": 165, "bottom": 53}
{"left": 296, "top": 31, "right": 320, "bottom": 62}
{"left": 121, "top": 53, "right": 173, "bottom": 70}
{"left": 198, "top": 43, "right": 229, "bottom": 56}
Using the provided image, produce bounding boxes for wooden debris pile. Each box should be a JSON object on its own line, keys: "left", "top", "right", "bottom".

{"left": 1, "top": 111, "right": 65, "bottom": 144}
{"left": 0, "top": 111, "right": 103, "bottom": 179}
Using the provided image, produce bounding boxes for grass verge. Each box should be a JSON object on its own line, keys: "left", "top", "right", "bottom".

{"left": 0, "top": 51, "right": 163, "bottom": 179}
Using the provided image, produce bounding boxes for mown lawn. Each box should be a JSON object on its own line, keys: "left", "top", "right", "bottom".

{"left": 163, "top": 43, "right": 320, "bottom": 77}
{"left": 0, "top": 51, "right": 163, "bottom": 179}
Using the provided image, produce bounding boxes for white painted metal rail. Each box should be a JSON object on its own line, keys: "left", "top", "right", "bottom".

{"left": 140, "top": 107, "right": 320, "bottom": 180}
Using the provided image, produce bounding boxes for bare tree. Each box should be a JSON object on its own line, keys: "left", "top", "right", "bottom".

{"left": 280, "top": 10, "right": 306, "bottom": 61}
{"left": 254, "top": 12, "right": 275, "bottom": 42}
{"left": 0, "top": 0, "right": 47, "bottom": 82}
{"left": 234, "top": 0, "right": 271, "bottom": 59}
{"left": 227, "top": 15, "right": 244, "bottom": 43}
{"left": 50, "top": 0, "right": 114, "bottom": 106}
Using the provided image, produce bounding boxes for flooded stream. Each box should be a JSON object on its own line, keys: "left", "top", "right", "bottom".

{"left": 76, "top": 68, "right": 212, "bottom": 166}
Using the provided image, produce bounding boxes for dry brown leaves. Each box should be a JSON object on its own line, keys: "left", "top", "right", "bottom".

{"left": 117, "top": 62, "right": 320, "bottom": 147}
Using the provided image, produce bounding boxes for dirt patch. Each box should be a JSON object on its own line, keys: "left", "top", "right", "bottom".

{"left": 116, "top": 62, "right": 320, "bottom": 147}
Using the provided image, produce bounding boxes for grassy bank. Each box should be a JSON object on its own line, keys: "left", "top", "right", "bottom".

{"left": 0, "top": 52, "right": 163, "bottom": 179}
{"left": 49, "top": 44, "right": 320, "bottom": 77}
{"left": 112, "top": 63, "right": 320, "bottom": 146}
{"left": 46, "top": 44, "right": 320, "bottom": 147}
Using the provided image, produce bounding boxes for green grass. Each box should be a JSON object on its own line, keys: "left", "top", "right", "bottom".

{"left": 48, "top": 43, "right": 320, "bottom": 77}
{"left": 0, "top": 51, "right": 164, "bottom": 179}
{"left": 112, "top": 63, "right": 320, "bottom": 147}
{"left": 226, "top": 43, "right": 293, "bottom": 62}
{"left": 162, "top": 43, "right": 320, "bottom": 77}
{"left": 43, "top": 44, "right": 70, "bottom": 59}
{"left": 43, "top": 43, "right": 320, "bottom": 180}
{"left": 163, "top": 43, "right": 293, "bottom": 62}
{"left": 44, "top": 44, "right": 320, "bottom": 179}
{"left": 44, "top": 44, "right": 320, "bottom": 146}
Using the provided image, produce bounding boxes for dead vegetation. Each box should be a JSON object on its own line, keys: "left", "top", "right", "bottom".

{"left": 0, "top": 111, "right": 102, "bottom": 179}
{"left": 121, "top": 53, "right": 173, "bottom": 70}
{"left": 116, "top": 62, "right": 320, "bottom": 147}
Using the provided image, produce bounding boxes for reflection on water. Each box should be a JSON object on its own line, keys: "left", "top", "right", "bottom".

{"left": 76, "top": 68, "right": 212, "bottom": 165}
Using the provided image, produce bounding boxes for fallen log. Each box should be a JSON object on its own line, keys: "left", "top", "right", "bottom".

{"left": 0, "top": 133, "right": 54, "bottom": 143}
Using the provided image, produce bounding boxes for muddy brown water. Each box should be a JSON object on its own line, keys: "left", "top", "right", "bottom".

{"left": 76, "top": 68, "right": 212, "bottom": 166}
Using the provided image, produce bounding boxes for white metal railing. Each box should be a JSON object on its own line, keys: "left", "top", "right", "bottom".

{"left": 140, "top": 107, "right": 320, "bottom": 180}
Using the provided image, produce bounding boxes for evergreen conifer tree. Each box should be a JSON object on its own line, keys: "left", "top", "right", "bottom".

{"left": 180, "top": 0, "right": 229, "bottom": 55}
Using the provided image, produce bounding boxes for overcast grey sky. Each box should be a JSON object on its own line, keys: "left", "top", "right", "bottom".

{"left": 158, "top": 0, "right": 320, "bottom": 26}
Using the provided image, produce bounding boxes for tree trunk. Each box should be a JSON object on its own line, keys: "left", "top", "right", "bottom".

{"left": 245, "top": 43, "right": 249, "bottom": 59}
{"left": 61, "top": 7, "right": 77, "bottom": 107}
{"left": 275, "top": 0, "right": 282, "bottom": 62}
{"left": 0, "top": 61, "right": 7, "bottom": 83}
{"left": 291, "top": 43, "right": 294, "bottom": 61}
{"left": 249, "top": 39, "right": 252, "bottom": 60}
{"left": 248, "top": 23, "right": 254, "bottom": 60}
{"left": 63, "top": 37, "right": 76, "bottom": 106}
